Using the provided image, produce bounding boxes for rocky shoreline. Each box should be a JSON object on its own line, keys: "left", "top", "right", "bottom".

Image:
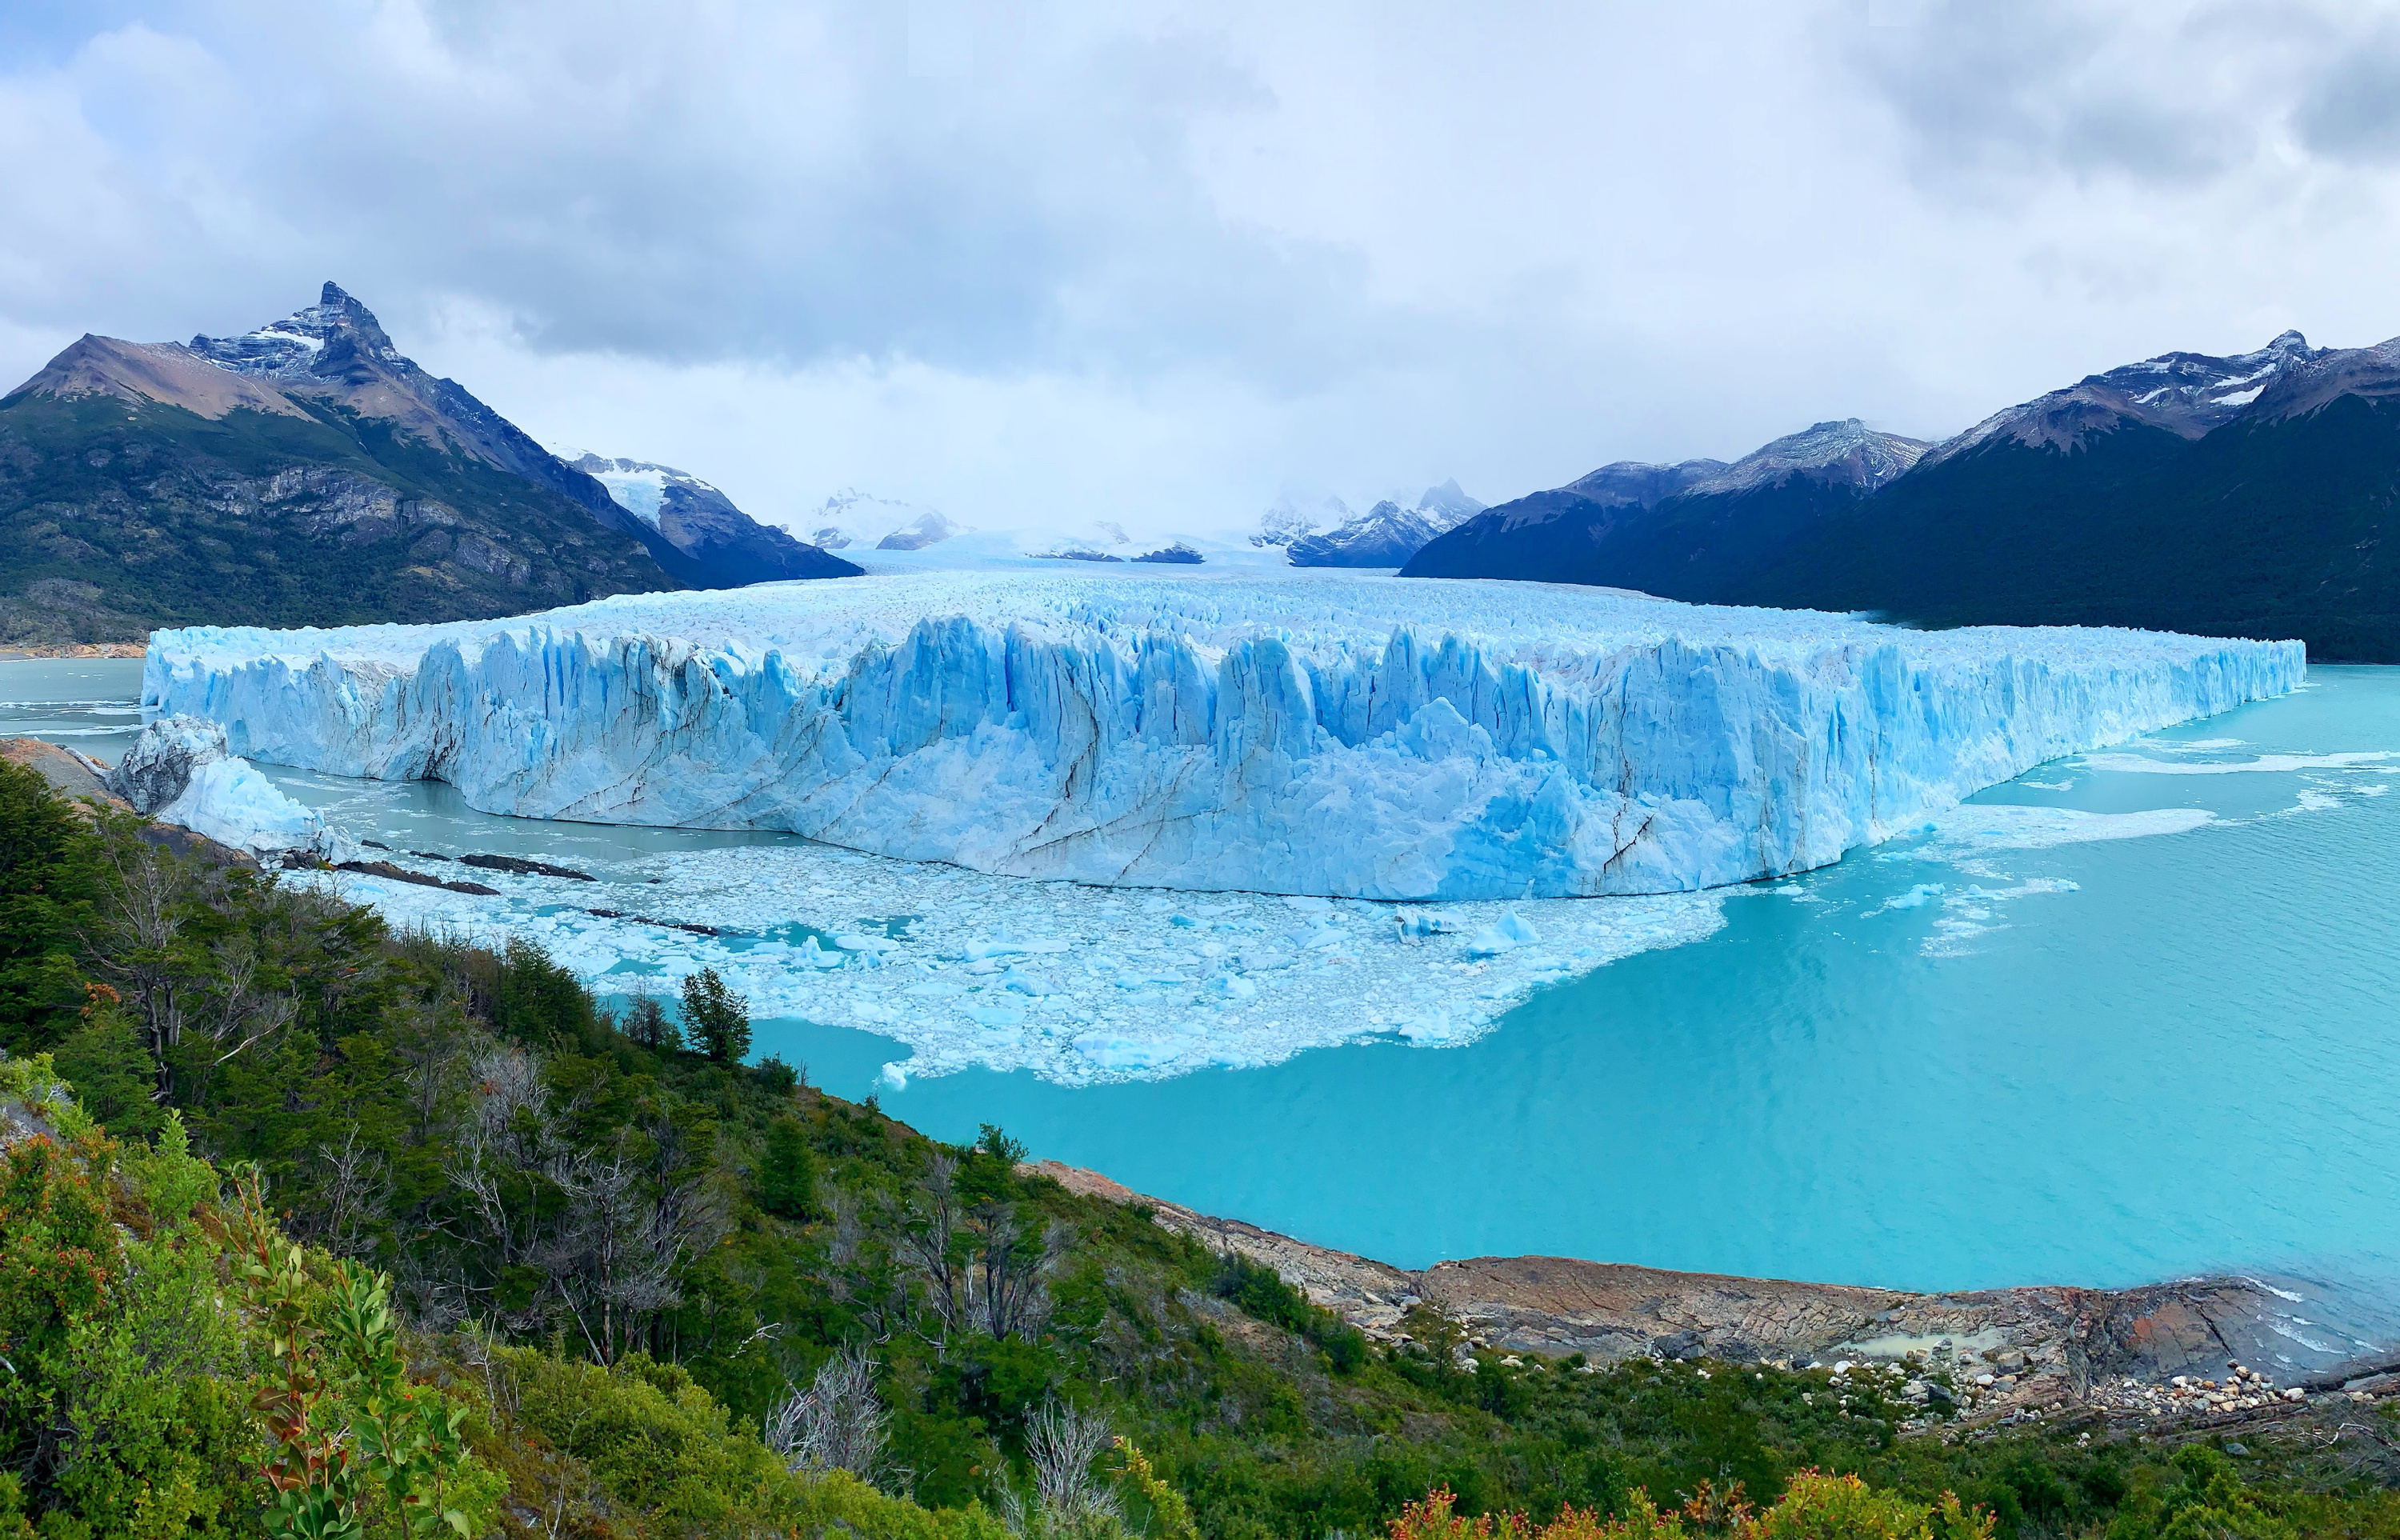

{"left": 1030, "top": 1161, "right": 2398, "bottom": 1432}
{"left": 0, "top": 641, "right": 147, "bottom": 660}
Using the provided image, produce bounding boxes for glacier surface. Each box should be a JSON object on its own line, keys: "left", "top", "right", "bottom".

{"left": 144, "top": 570, "right": 2305, "bottom": 900}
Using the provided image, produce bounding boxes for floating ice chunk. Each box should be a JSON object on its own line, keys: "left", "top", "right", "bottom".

{"left": 834, "top": 934, "right": 898, "bottom": 951}
{"left": 1210, "top": 974, "right": 1259, "bottom": 999}
{"left": 1463, "top": 927, "right": 1517, "bottom": 958}
{"left": 1399, "top": 1013, "right": 1467, "bottom": 1042}
{"left": 1922, "top": 804, "right": 2214, "bottom": 857}
{"left": 905, "top": 979, "right": 965, "bottom": 998}
{"left": 1395, "top": 909, "right": 1466, "bottom": 937}
{"left": 797, "top": 936, "right": 848, "bottom": 969}
{"left": 999, "top": 967, "right": 1051, "bottom": 995}
{"left": 964, "top": 1005, "right": 1025, "bottom": 1029}
{"left": 879, "top": 1062, "right": 910, "bottom": 1090}
{"left": 965, "top": 938, "right": 1071, "bottom": 960}
{"left": 1074, "top": 1034, "right": 1181, "bottom": 1070}
{"left": 1874, "top": 882, "right": 1947, "bottom": 914}
{"left": 1238, "top": 949, "right": 1294, "bottom": 971}
{"left": 1497, "top": 911, "right": 1539, "bottom": 944}
{"left": 2082, "top": 750, "right": 2396, "bottom": 776}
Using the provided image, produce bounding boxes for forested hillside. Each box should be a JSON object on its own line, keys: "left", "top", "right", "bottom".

{"left": 2, "top": 758, "right": 2395, "bottom": 1538}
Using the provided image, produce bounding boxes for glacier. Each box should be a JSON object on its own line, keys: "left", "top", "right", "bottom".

{"left": 142, "top": 570, "right": 2305, "bottom": 900}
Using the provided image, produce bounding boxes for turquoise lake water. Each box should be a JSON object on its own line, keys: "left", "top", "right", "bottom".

{"left": 9, "top": 658, "right": 2398, "bottom": 1314}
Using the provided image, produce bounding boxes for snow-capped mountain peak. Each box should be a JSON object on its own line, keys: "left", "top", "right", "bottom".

{"left": 190, "top": 282, "right": 410, "bottom": 378}
{"left": 1687, "top": 419, "right": 1930, "bottom": 496}
{"left": 1414, "top": 478, "right": 1488, "bottom": 526}
{"left": 1560, "top": 459, "right": 1730, "bottom": 510}
{"left": 1923, "top": 331, "right": 2330, "bottom": 467}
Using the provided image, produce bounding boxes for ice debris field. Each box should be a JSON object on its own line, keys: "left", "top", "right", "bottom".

{"left": 146, "top": 570, "right": 2303, "bottom": 900}
{"left": 240, "top": 761, "right": 2310, "bottom": 1089}
{"left": 308, "top": 826, "right": 1727, "bottom": 1085}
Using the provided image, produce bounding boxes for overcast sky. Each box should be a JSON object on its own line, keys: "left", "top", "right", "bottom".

{"left": 6, "top": 0, "right": 2400, "bottom": 538}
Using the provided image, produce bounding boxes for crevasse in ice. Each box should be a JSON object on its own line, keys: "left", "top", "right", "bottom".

{"left": 142, "top": 570, "right": 2304, "bottom": 899}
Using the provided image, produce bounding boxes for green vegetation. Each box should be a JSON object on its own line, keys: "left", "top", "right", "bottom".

{"left": 4, "top": 755, "right": 2400, "bottom": 1537}
{"left": 0, "top": 391, "right": 665, "bottom": 645}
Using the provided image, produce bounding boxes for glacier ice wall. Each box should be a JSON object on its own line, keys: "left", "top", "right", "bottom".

{"left": 142, "top": 572, "right": 2306, "bottom": 899}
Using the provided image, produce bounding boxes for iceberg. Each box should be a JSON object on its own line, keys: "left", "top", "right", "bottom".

{"left": 106, "top": 715, "right": 343, "bottom": 861}
{"left": 142, "top": 570, "right": 2303, "bottom": 900}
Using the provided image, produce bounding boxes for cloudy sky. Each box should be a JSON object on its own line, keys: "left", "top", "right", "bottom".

{"left": 6, "top": 0, "right": 2400, "bottom": 538}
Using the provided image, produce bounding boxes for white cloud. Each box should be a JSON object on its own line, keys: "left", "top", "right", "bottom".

{"left": 7, "top": 0, "right": 2400, "bottom": 536}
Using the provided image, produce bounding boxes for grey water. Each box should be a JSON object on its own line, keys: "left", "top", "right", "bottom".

{"left": 12, "top": 658, "right": 2400, "bottom": 1357}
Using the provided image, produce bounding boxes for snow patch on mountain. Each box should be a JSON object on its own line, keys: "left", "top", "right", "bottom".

{"left": 556, "top": 451, "right": 723, "bottom": 530}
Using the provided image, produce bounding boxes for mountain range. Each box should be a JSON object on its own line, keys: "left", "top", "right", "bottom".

{"left": 1404, "top": 331, "right": 2400, "bottom": 660}
{"left": 1276, "top": 479, "right": 1489, "bottom": 566}
{"left": 0, "top": 283, "right": 854, "bottom": 645}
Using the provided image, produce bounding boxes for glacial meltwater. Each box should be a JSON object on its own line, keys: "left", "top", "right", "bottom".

{"left": 10, "top": 658, "right": 2400, "bottom": 1332}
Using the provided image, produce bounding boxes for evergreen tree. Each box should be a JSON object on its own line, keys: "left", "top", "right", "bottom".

{"left": 678, "top": 966, "right": 750, "bottom": 1064}
{"left": 758, "top": 1114, "right": 816, "bottom": 1219}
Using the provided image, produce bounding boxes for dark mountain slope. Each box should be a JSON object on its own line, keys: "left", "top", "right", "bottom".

{"left": 0, "top": 382, "right": 665, "bottom": 643}
{"left": 1733, "top": 398, "right": 2400, "bottom": 658}
{"left": 182, "top": 284, "right": 854, "bottom": 590}
{"left": 1714, "top": 421, "right": 2196, "bottom": 618}
{"left": 1406, "top": 331, "right": 2400, "bottom": 658}
{"left": 1404, "top": 420, "right": 1926, "bottom": 591}
{"left": 0, "top": 283, "right": 854, "bottom": 644}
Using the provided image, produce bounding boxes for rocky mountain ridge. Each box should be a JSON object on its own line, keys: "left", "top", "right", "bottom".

{"left": 1922, "top": 330, "right": 2326, "bottom": 468}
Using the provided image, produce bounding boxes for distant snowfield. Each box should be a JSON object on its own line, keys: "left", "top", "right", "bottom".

{"left": 146, "top": 568, "right": 2303, "bottom": 902}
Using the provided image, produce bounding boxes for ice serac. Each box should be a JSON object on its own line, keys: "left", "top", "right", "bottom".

{"left": 142, "top": 573, "right": 2305, "bottom": 900}
{"left": 107, "top": 715, "right": 340, "bottom": 861}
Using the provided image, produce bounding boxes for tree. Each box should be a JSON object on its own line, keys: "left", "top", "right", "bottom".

{"left": 621, "top": 990, "right": 679, "bottom": 1053}
{"left": 0, "top": 759, "right": 104, "bottom": 1050}
{"left": 678, "top": 968, "right": 750, "bottom": 1064}
{"left": 759, "top": 1114, "right": 816, "bottom": 1220}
